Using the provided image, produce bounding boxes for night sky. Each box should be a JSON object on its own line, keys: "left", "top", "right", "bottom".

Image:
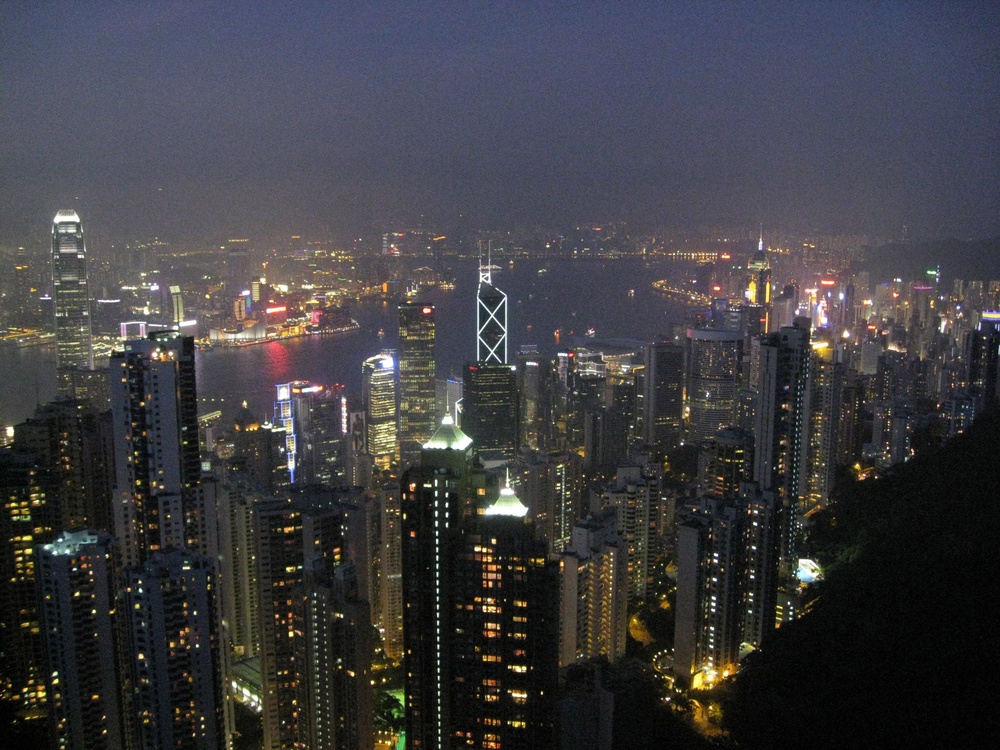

{"left": 3, "top": 1, "right": 999, "bottom": 244}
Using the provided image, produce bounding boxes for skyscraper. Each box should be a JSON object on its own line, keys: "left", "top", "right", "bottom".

{"left": 398, "top": 303, "right": 437, "bottom": 465}
{"left": 293, "top": 561, "right": 374, "bottom": 750}
{"left": 51, "top": 210, "right": 94, "bottom": 386}
{"left": 805, "top": 339, "right": 843, "bottom": 515}
{"left": 698, "top": 427, "right": 754, "bottom": 500}
{"left": 752, "top": 319, "right": 811, "bottom": 569}
{"left": 461, "top": 362, "right": 517, "bottom": 459}
{"left": 674, "top": 496, "right": 745, "bottom": 683}
{"left": 122, "top": 549, "right": 225, "bottom": 750}
{"left": 401, "top": 416, "right": 473, "bottom": 749}
{"left": 253, "top": 494, "right": 346, "bottom": 749}
{"left": 273, "top": 381, "right": 347, "bottom": 485}
{"left": 14, "top": 399, "right": 115, "bottom": 534}
{"left": 37, "top": 531, "right": 122, "bottom": 749}
{"left": 476, "top": 261, "right": 508, "bottom": 364}
{"left": 363, "top": 352, "right": 399, "bottom": 470}
{"left": 558, "top": 508, "right": 628, "bottom": 667}
{"left": 640, "top": 341, "right": 685, "bottom": 455}
{"left": 596, "top": 466, "right": 652, "bottom": 602}
{"left": 110, "top": 332, "right": 201, "bottom": 568}
{"left": 515, "top": 345, "right": 550, "bottom": 452}
{"left": 685, "top": 329, "right": 744, "bottom": 443}
{"left": 447, "top": 485, "right": 559, "bottom": 749}
{"left": 0, "top": 450, "right": 52, "bottom": 718}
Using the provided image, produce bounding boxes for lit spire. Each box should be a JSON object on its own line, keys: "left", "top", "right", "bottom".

{"left": 478, "top": 240, "right": 492, "bottom": 285}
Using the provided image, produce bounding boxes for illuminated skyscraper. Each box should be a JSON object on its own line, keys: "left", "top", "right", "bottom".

{"left": 402, "top": 421, "right": 558, "bottom": 748}
{"left": 476, "top": 260, "right": 508, "bottom": 364}
{"left": 363, "top": 352, "right": 399, "bottom": 470}
{"left": 122, "top": 549, "right": 225, "bottom": 750}
{"left": 595, "top": 467, "right": 652, "bottom": 602}
{"left": 401, "top": 416, "right": 474, "bottom": 749}
{"left": 0, "top": 451, "right": 52, "bottom": 717}
{"left": 274, "top": 381, "right": 347, "bottom": 485}
{"left": 37, "top": 531, "right": 122, "bottom": 749}
{"left": 698, "top": 427, "right": 754, "bottom": 500}
{"left": 674, "top": 496, "right": 745, "bottom": 682}
{"left": 293, "top": 561, "right": 374, "bottom": 750}
{"left": 398, "top": 303, "right": 437, "bottom": 465}
{"left": 515, "top": 345, "right": 550, "bottom": 452}
{"left": 752, "top": 318, "right": 811, "bottom": 572}
{"left": 447, "top": 485, "right": 559, "bottom": 748}
{"left": 51, "top": 210, "right": 94, "bottom": 383}
{"left": 110, "top": 332, "right": 201, "bottom": 568}
{"left": 558, "top": 508, "right": 628, "bottom": 666}
{"left": 805, "top": 339, "right": 842, "bottom": 515}
{"left": 169, "top": 285, "right": 185, "bottom": 324}
{"left": 253, "top": 494, "right": 346, "bottom": 749}
{"left": 746, "top": 232, "right": 772, "bottom": 331}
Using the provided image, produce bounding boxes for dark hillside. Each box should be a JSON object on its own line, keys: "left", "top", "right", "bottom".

{"left": 725, "top": 410, "right": 1000, "bottom": 749}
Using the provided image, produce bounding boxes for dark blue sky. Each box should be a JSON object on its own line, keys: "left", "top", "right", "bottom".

{"left": 2, "top": 1, "right": 998, "bottom": 244}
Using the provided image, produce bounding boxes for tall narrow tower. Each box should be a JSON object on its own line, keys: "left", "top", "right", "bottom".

{"left": 400, "top": 416, "right": 473, "bottom": 749}
{"left": 398, "top": 303, "right": 437, "bottom": 465}
{"left": 476, "top": 254, "right": 508, "bottom": 364}
{"left": 37, "top": 531, "right": 122, "bottom": 749}
{"left": 641, "top": 341, "right": 684, "bottom": 455}
{"left": 51, "top": 210, "right": 94, "bottom": 376}
{"left": 362, "top": 352, "right": 399, "bottom": 470}
{"left": 752, "top": 318, "right": 811, "bottom": 572}
{"left": 109, "top": 332, "right": 201, "bottom": 568}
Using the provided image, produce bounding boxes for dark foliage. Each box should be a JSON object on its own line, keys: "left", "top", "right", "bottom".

{"left": 723, "top": 410, "right": 1000, "bottom": 749}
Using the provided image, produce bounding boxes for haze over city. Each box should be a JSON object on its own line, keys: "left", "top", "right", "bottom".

{"left": 3, "top": 1, "right": 999, "bottom": 244}
{"left": 2, "top": 4, "right": 1000, "bottom": 750}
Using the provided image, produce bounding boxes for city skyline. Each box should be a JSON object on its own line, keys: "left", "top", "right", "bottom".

{"left": 3, "top": 4, "right": 1000, "bottom": 748}
{"left": 2, "top": 2, "right": 999, "bottom": 245}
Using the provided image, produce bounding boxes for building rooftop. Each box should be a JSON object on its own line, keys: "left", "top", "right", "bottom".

{"left": 423, "top": 415, "right": 473, "bottom": 451}
{"left": 484, "top": 483, "right": 528, "bottom": 518}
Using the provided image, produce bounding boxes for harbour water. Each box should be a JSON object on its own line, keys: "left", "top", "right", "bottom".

{"left": 0, "top": 258, "right": 692, "bottom": 427}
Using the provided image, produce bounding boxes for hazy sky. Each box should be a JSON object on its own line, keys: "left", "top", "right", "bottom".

{"left": 2, "top": 1, "right": 999, "bottom": 244}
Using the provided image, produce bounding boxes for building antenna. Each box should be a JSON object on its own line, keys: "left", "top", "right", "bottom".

{"left": 479, "top": 240, "right": 491, "bottom": 285}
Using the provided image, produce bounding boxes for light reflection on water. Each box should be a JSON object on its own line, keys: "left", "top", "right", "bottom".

{"left": 1, "top": 258, "right": 690, "bottom": 426}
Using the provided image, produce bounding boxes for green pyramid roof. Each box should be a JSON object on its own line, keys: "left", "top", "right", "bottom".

{"left": 422, "top": 415, "right": 473, "bottom": 451}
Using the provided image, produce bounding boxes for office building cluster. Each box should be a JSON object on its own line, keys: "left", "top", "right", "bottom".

{"left": 3, "top": 214, "right": 1000, "bottom": 749}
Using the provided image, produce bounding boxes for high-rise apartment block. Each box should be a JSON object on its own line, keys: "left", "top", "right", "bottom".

{"left": 110, "top": 332, "right": 201, "bottom": 568}
{"left": 595, "top": 466, "right": 653, "bottom": 602}
{"left": 558, "top": 508, "right": 628, "bottom": 667}
{"left": 37, "top": 531, "right": 122, "bottom": 749}
{"left": 752, "top": 319, "right": 811, "bottom": 568}
{"left": 121, "top": 549, "right": 225, "bottom": 750}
